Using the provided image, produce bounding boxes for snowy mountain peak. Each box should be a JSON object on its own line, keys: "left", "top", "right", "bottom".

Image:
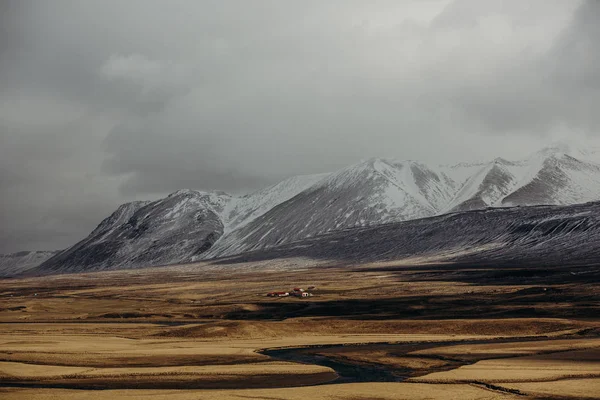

{"left": 221, "top": 172, "right": 328, "bottom": 232}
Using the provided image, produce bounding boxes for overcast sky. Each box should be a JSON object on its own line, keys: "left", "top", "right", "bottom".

{"left": 1, "top": 0, "right": 599, "bottom": 253}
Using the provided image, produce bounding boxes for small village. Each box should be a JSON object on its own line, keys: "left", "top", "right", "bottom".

{"left": 266, "top": 286, "right": 315, "bottom": 298}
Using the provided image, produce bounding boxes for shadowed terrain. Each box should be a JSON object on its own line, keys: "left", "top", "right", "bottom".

{"left": 214, "top": 201, "right": 600, "bottom": 272}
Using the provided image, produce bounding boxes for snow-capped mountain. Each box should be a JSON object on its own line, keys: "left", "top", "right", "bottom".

{"left": 29, "top": 143, "right": 600, "bottom": 275}
{"left": 0, "top": 251, "right": 60, "bottom": 277}
{"left": 443, "top": 146, "right": 600, "bottom": 212}
{"left": 221, "top": 173, "right": 329, "bottom": 233}
{"left": 37, "top": 190, "right": 229, "bottom": 274}
{"left": 443, "top": 158, "right": 522, "bottom": 212}
{"left": 203, "top": 159, "right": 458, "bottom": 258}
{"left": 35, "top": 179, "right": 323, "bottom": 274}
{"left": 206, "top": 145, "right": 600, "bottom": 258}
{"left": 501, "top": 152, "right": 600, "bottom": 207}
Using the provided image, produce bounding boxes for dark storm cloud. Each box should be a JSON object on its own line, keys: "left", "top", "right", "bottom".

{"left": 545, "top": 0, "right": 600, "bottom": 133}
{"left": 102, "top": 118, "right": 273, "bottom": 195}
{"left": 1, "top": 0, "right": 599, "bottom": 252}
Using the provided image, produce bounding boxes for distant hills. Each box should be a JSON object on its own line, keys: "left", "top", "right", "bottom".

{"left": 0, "top": 251, "right": 60, "bottom": 277}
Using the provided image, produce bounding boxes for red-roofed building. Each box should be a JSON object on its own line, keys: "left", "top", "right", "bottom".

{"left": 267, "top": 291, "right": 289, "bottom": 297}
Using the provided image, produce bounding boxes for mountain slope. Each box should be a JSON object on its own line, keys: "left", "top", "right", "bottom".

{"left": 208, "top": 147, "right": 600, "bottom": 259}
{"left": 37, "top": 191, "right": 229, "bottom": 274}
{"left": 204, "top": 159, "right": 458, "bottom": 258}
{"left": 219, "top": 201, "right": 600, "bottom": 270}
{"left": 221, "top": 173, "right": 329, "bottom": 232}
{"left": 444, "top": 146, "right": 600, "bottom": 212}
{"left": 445, "top": 158, "right": 522, "bottom": 212}
{"left": 502, "top": 153, "right": 600, "bottom": 206}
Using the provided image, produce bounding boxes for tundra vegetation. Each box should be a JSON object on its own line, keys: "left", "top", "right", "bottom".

{"left": 1, "top": 257, "right": 600, "bottom": 399}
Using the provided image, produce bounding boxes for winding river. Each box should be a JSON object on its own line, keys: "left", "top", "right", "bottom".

{"left": 262, "top": 345, "right": 407, "bottom": 383}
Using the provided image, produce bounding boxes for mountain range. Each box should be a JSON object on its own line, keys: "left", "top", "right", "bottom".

{"left": 3, "top": 144, "right": 600, "bottom": 276}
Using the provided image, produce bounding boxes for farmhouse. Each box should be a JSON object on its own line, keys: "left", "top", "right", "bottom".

{"left": 266, "top": 291, "right": 289, "bottom": 297}
{"left": 266, "top": 287, "right": 314, "bottom": 298}
{"left": 291, "top": 288, "right": 313, "bottom": 298}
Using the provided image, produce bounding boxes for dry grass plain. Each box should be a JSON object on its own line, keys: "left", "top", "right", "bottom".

{"left": 1, "top": 258, "right": 600, "bottom": 399}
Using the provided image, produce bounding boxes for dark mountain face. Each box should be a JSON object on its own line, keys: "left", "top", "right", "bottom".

{"left": 215, "top": 201, "right": 600, "bottom": 271}
{"left": 36, "top": 191, "right": 227, "bottom": 274}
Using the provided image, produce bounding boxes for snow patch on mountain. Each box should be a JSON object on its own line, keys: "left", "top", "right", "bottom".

{"left": 502, "top": 153, "right": 600, "bottom": 207}
{"left": 221, "top": 173, "right": 329, "bottom": 232}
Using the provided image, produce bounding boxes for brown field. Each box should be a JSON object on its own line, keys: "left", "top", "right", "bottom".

{"left": 1, "top": 258, "right": 600, "bottom": 399}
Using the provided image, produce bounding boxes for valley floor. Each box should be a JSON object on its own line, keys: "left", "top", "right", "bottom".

{"left": 1, "top": 258, "right": 600, "bottom": 399}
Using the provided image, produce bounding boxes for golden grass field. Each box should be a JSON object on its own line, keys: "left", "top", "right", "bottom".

{"left": 1, "top": 258, "right": 600, "bottom": 399}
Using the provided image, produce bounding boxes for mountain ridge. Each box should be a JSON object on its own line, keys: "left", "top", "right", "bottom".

{"left": 16, "top": 143, "right": 600, "bottom": 275}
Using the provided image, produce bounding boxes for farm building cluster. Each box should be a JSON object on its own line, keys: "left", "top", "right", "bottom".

{"left": 267, "top": 286, "right": 315, "bottom": 298}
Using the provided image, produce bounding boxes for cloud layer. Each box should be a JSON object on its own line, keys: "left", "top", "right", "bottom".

{"left": 1, "top": 0, "right": 599, "bottom": 252}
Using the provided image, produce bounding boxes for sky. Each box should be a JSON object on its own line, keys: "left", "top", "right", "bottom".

{"left": 1, "top": 0, "right": 599, "bottom": 253}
